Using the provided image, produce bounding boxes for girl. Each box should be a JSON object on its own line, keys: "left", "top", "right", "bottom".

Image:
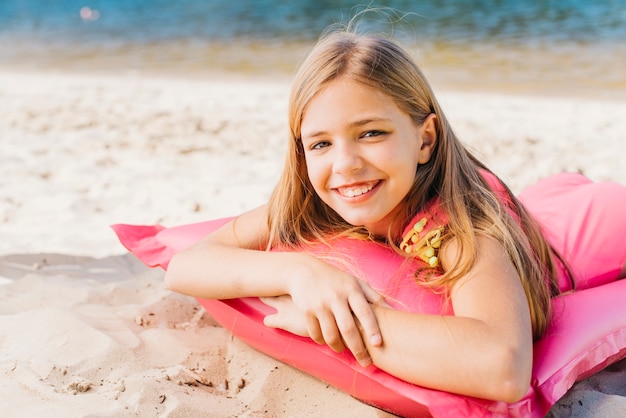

{"left": 164, "top": 29, "right": 626, "bottom": 403}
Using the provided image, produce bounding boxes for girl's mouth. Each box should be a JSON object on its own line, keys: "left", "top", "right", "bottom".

{"left": 336, "top": 181, "right": 380, "bottom": 198}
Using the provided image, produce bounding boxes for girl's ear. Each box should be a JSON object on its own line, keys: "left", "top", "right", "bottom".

{"left": 417, "top": 113, "right": 437, "bottom": 164}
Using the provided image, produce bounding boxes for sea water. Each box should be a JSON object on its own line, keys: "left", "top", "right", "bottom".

{"left": 0, "top": 0, "right": 625, "bottom": 96}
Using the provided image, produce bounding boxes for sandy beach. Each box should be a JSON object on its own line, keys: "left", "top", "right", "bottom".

{"left": 1, "top": 68, "right": 626, "bottom": 417}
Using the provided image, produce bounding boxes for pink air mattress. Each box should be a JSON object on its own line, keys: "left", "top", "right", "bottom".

{"left": 113, "top": 216, "right": 626, "bottom": 418}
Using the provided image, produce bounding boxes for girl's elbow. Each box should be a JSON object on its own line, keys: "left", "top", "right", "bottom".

{"left": 163, "top": 272, "right": 179, "bottom": 292}
{"left": 490, "top": 345, "right": 532, "bottom": 403}
{"left": 163, "top": 270, "right": 177, "bottom": 292}
{"left": 496, "top": 374, "right": 531, "bottom": 403}
{"left": 163, "top": 255, "right": 185, "bottom": 293}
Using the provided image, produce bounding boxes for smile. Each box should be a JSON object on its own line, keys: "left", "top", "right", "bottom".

{"left": 336, "top": 181, "right": 379, "bottom": 198}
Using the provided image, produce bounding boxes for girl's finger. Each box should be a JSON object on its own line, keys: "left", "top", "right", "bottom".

{"left": 260, "top": 295, "right": 290, "bottom": 309}
{"left": 263, "top": 312, "right": 280, "bottom": 328}
{"left": 349, "top": 294, "right": 383, "bottom": 347}
{"left": 358, "top": 281, "right": 391, "bottom": 308}
{"left": 259, "top": 296, "right": 278, "bottom": 308}
{"left": 317, "top": 310, "right": 346, "bottom": 353}
{"left": 306, "top": 315, "right": 325, "bottom": 345}
{"left": 332, "top": 305, "right": 372, "bottom": 367}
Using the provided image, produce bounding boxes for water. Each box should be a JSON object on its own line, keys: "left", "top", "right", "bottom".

{"left": 0, "top": 0, "right": 625, "bottom": 96}
{"left": 2, "top": 0, "right": 625, "bottom": 44}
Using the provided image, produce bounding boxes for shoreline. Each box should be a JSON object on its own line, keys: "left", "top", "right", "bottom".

{"left": 2, "top": 36, "right": 625, "bottom": 101}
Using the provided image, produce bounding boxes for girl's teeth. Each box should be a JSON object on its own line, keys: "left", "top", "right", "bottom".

{"left": 342, "top": 185, "right": 373, "bottom": 197}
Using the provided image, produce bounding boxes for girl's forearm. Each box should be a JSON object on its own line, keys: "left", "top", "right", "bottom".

{"left": 164, "top": 242, "right": 302, "bottom": 300}
{"left": 364, "top": 306, "right": 532, "bottom": 403}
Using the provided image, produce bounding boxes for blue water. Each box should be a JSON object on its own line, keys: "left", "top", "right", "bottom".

{"left": 1, "top": 0, "right": 625, "bottom": 44}
{"left": 0, "top": 1, "right": 625, "bottom": 96}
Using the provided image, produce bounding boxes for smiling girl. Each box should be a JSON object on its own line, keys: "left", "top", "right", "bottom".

{"left": 164, "top": 29, "right": 626, "bottom": 402}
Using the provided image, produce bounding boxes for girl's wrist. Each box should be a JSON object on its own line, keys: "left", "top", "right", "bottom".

{"left": 280, "top": 252, "right": 314, "bottom": 296}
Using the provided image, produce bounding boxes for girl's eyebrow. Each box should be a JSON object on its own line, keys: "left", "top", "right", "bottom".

{"left": 302, "top": 117, "right": 392, "bottom": 139}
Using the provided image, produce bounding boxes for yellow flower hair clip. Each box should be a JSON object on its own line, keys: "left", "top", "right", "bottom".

{"left": 399, "top": 217, "right": 444, "bottom": 268}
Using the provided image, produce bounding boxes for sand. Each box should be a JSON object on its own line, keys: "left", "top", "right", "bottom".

{"left": 1, "top": 69, "right": 625, "bottom": 417}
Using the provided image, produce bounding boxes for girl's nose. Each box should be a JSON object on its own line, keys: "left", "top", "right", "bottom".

{"left": 332, "top": 142, "right": 363, "bottom": 174}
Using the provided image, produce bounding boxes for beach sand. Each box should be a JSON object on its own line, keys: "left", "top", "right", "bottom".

{"left": 1, "top": 69, "right": 626, "bottom": 417}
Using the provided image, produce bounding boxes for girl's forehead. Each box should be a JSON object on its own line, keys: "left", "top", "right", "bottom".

{"left": 302, "top": 79, "right": 401, "bottom": 120}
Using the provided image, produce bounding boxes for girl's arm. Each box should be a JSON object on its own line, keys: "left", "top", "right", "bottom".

{"left": 263, "top": 235, "right": 533, "bottom": 402}
{"left": 165, "top": 205, "right": 288, "bottom": 299}
{"left": 361, "top": 235, "right": 533, "bottom": 402}
{"left": 164, "top": 205, "right": 384, "bottom": 366}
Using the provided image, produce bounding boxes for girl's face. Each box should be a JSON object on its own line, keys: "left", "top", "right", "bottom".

{"left": 300, "top": 77, "right": 436, "bottom": 237}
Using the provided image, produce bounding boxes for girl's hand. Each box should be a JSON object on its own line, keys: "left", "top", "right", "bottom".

{"left": 261, "top": 295, "right": 309, "bottom": 337}
{"left": 274, "top": 255, "right": 387, "bottom": 367}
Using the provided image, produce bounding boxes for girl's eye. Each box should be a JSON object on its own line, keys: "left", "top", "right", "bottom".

{"left": 362, "top": 130, "right": 385, "bottom": 138}
{"left": 311, "top": 141, "right": 331, "bottom": 150}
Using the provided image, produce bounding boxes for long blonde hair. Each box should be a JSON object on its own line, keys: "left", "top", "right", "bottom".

{"left": 267, "top": 29, "right": 564, "bottom": 339}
